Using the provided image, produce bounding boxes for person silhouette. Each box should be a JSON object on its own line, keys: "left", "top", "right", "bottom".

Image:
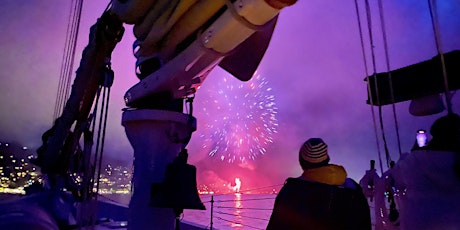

{"left": 390, "top": 113, "right": 460, "bottom": 230}
{"left": 267, "top": 138, "right": 371, "bottom": 230}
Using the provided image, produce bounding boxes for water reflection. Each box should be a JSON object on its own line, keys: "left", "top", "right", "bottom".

{"left": 231, "top": 193, "right": 243, "bottom": 228}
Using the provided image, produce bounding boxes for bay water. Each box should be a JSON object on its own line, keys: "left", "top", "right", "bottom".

{"left": 105, "top": 193, "right": 378, "bottom": 230}
{"left": 104, "top": 193, "right": 276, "bottom": 229}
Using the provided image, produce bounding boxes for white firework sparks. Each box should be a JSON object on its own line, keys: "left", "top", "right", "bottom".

{"left": 196, "top": 73, "right": 278, "bottom": 163}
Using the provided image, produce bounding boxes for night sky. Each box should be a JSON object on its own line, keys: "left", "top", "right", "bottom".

{"left": 1, "top": 0, "right": 459, "bottom": 192}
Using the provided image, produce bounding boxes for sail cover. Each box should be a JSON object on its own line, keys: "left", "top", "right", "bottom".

{"left": 365, "top": 50, "right": 460, "bottom": 106}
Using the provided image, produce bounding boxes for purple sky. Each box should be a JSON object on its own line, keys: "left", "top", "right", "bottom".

{"left": 1, "top": 0, "right": 459, "bottom": 191}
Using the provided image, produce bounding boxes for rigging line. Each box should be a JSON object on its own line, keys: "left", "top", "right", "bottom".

{"left": 55, "top": 0, "right": 83, "bottom": 120}
{"left": 53, "top": 0, "right": 72, "bottom": 119}
{"left": 95, "top": 86, "right": 111, "bottom": 200}
{"left": 62, "top": 0, "right": 79, "bottom": 107}
{"left": 93, "top": 86, "right": 107, "bottom": 196}
{"left": 54, "top": 0, "right": 76, "bottom": 120}
{"left": 96, "top": 86, "right": 111, "bottom": 199}
{"left": 64, "top": 0, "right": 82, "bottom": 102}
{"left": 89, "top": 87, "right": 102, "bottom": 194}
{"left": 428, "top": 0, "right": 453, "bottom": 114}
{"left": 364, "top": 0, "right": 392, "bottom": 167}
{"left": 54, "top": 0, "right": 83, "bottom": 120}
{"left": 59, "top": 0, "right": 82, "bottom": 121}
{"left": 377, "top": 0, "right": 402, "bottom": 156}
{"left": 354, "top": 0, "right": 385, "bottom": 174}
{"left": 215, "top": 211, "right": 270, "bottom": 221}
{"left": 215, "top": 217, "right": 264, "bottom": 230}
{"left": 63, "top": 0, "right": 84, "bottom": 107}
{"left": 105, "top": 0, "right": 113, "bottom": 12}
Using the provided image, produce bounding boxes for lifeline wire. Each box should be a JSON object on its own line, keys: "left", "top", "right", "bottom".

{"left": 216, "top": 217, "right": 265, "bottom": 230}
{"left": 215, "top": 211, "right": 270, "bottom": 221}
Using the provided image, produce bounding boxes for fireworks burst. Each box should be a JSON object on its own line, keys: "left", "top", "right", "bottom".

{"left": 196, "top": 73, "right": 278, "bottom": 163}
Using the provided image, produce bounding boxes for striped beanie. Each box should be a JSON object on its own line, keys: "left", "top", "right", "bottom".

{"left": 299, "top": 138, "right": 329, "bottom": 163}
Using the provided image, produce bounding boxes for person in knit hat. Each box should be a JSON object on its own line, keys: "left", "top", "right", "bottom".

{"left": 267, "top": 138, "right": 371, "bottom": 230}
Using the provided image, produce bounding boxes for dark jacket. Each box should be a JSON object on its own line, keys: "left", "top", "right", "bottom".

{"left": 267, "top": 176, "right": 371, "bottom": 230}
